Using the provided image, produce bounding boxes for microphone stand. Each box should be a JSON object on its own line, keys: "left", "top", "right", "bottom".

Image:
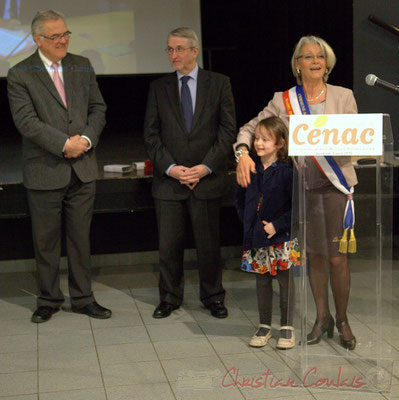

{"left": 368, "top": 15, "right": 399, "bottom": 38}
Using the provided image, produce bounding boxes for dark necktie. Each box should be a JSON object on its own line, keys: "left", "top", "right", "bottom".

{"left": 180, "top": 75, "right": 193, "bottom": 131}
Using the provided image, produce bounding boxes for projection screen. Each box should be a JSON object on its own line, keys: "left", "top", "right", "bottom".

{"left": 0, "top": 0, "right": 202, "bottom": 76}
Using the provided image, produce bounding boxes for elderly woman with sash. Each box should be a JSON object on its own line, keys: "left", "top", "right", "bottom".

{"left": 234, "top": 35, "right": 357, "bottom": 350}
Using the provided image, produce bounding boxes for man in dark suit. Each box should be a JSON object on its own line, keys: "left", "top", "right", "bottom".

{"left": 144, "top": 27, "right": 236, "bottom": 318}
{"left": 7, "top": 10, "right": 111, "bottom": 323}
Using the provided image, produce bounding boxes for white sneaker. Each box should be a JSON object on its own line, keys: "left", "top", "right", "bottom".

{"left": 249, "top": 324, "right": 272, "bottom": 348}
{"left": 276, "top": 326, "right": 295, "bottom": 349}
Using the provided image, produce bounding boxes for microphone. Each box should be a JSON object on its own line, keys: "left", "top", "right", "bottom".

{"left": 365, "top": 74, "right": 399, "bottom": 95}
{"left": 368, "top": 15, "right": 399, "bottom": 38}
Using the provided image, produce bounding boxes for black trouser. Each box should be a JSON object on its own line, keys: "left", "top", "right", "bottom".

{"left": 155, "top": 196, "right": 225, "bottom": 306}
{"left": 27, "top": 170, "right": 95, "bottom": 308}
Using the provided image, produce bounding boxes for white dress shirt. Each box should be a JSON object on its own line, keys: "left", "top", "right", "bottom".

{"left": 38, "top": 50, "right": 92, "bottom": 150}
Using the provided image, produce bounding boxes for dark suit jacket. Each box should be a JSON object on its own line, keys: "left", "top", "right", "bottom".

{"left": 235, "top": 159, "right": 293, "bottom": 250}
{"left": 143, "top": 68, "right": 236, "bottom": 200}
{"left": 7, "top": 50, "right": 106, "bottom": 190}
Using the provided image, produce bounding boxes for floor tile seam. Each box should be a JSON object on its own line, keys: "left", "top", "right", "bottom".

{"left": 159, "top": 354, "right": 230, "bottom": 366}
{"left": 91, "top": 322, "right": 145, "bottom": 330}
{"left": 127, "top": 286, "right": 178, "bottom": 400}
{"left": 0, "top": 348, "right": 38, "bottom": 355}
{"left": 36, "top": 362, "right": 104, "bottom": 372}
{"left": 0, "top": 367, "right": 38, "bottom": 374}
{"left": 168, "top": 380, "right": 246, "bottom": 400}
{"left": 220, "top": 339, "right": 318, "bottom": 397}
{"left": 0, "top": 349, "right": 39, "bottom": 356}
{"left": 99, "top": 359, "right": 173, "bottom": 368}
{"left": 37, "top": 383, "right": 105, "bottom": 395}
{"left": 193, "top": 317, "right": 256, "bottom": 399}
{"left": 188, "top": 292, "right": 272, "bottom": 375}
{"left": 224, "top": 290, "right": 243, "bottom": 306}
{"left": 88, "top": 303, "right": 139, "bottom": 310}
{"left": 254, "top": 347, "right": 298, "bottom": 371}
{"left": 30, "top": 386, "right": 106, "bottom": 398}
{"left": 308, "top": 387, "right": 388, "bottom": 397}
{"left": 138, "top": 317, "right": 197, "bottom": 326}
{"left": 94, "top": 338, "right": 152, "bottom": 346}
{"left": 152, "top": 336, "right": 217, "bottom": 345}
{"left": 103, "top": 381, "right": 177, "bottom": 390}
{"left": 252, "top": 349, "right": 316, "bottom": 396}
{"left": 239, "top": 309, "right": 262, "bottom": 327}
{"left": 36, "top": 322, "right": 40, "bottom": 397}
{"left": 95, "top": 341, "right": 155, "bottom": 349}
{"left": 91, "top": 320, "right": 146, "bottom": 331}
{"left": 0, "top": 316, "right": 36, "bottom": 322}
{"left": 0, "top": 331, "right": 38, "bottom": 337}
{"left": 0, "top": 392, "right": 39, "bottom": 399}
{"left": 88, "top": 317, "right": 109, "bottom": 400}
{"left": 191, "top": 310, "right": 231, "bottom": 360}
{"left": 231, "top": 371, "right": 315, "bottom": 399}
{"left": 38, "top": 325, "right": 93, "bottom": 333}
{"left": 35, "top": 344, "right": 98, "bottom": 353}
{"left": 294, "top": 354, "right": 390, "bottom": 396}
{"left": 0, "top": 298, "right": 36, "bottom": 303}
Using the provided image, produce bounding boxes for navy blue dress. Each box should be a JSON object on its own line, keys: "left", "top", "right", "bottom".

{"left": 235, "top": 158, "right": 299, "bottom": 275}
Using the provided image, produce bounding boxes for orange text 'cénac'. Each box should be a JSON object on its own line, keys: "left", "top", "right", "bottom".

{"left": 292, "top": 124, "right": 374, "bottom": 145}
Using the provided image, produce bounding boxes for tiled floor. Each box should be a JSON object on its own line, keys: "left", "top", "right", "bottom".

{"left": 0, "top": 254, "right": 398, "bottom": 400}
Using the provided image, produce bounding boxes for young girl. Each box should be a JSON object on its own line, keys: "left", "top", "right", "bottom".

{"left": 235, "top": 116, "right": 299, "bottom": 349}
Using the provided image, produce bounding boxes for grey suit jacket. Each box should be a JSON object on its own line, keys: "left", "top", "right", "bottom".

{"left": 143, "top": 68, "right": 236, "bottom": 200}
{"left": 234, "top": 84, "right": 358, "bottom": 187}
{"left": 7, "top": 50, "right": 106, "bottom": 190}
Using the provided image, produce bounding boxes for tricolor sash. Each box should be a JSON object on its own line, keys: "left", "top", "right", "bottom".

{"left": 283, "top": 86, "right": 356, "bottom": 253}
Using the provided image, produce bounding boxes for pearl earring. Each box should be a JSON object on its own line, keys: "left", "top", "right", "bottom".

{"left": 296, "top": 69, "right": 300, "bottom": 75}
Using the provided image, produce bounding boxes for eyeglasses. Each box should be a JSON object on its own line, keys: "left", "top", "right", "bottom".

{"left": 165, "top": 46, "right": 193, "bottom": 55}
{"left": 297, "top": 54, "right": 325, "bottom": 62}
{"left": 40, "top": 31, "right": 71, "bottom": 42}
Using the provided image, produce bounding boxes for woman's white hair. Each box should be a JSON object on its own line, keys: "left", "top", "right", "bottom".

{"left": 291, "top": 35, "right": 336, "bottom": 85}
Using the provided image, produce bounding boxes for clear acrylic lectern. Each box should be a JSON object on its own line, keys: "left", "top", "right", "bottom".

{"left": 282, "top": 114, "right": 394, "bottom": 395}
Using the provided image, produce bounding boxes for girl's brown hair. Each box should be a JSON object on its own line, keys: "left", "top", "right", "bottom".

{"left": 254, "top": 116, "right": 289, "bottom": 162}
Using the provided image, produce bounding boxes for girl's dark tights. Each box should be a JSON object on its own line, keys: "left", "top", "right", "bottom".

{"left": 256, "top": 269, "right": 295, "bottom": 326}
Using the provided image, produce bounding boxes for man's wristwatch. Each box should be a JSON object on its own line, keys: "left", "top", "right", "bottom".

{"left": 235, "top": 146, "right": 249, "bottom": 163}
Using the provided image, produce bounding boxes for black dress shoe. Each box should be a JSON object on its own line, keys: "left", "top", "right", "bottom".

{"left": 153, "top": 302, "right": 180, "bottom": 318}
{"left": 206, "top": 301, "right": 228, "bottom": 318}
{"left": 71, "top": 301, "right": 112, "bottom": 319}
{"left": 31, "top": 306, "right": 60, "bottom": 323}
{"left": 305, "top": 315, "right": 334, "bottom": 345}
{"left": 336, "top": 320, "right": 356, "bottom": 350}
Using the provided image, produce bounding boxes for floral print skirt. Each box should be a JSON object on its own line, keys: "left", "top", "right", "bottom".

{"left": 241, "top": 238, "right": 300, "bottom": 276}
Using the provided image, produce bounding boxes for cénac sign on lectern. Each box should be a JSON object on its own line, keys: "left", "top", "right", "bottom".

{"left": 288, "top": 114, "right": 383, "bottom": 156}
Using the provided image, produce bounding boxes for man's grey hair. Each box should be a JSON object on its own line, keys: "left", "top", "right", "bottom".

{"left": 168, "top": 27, "right": 199, "bottom": 48}
{"left": 31, "top": 10, "right": 65, "bottom": 36}
{"left": 291, "top": 35, "right": 336, "bottom": 85}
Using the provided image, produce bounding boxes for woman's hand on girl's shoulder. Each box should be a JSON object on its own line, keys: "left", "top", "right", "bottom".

{"left": 236, "top": 153, "right": 256, "bottom": 188}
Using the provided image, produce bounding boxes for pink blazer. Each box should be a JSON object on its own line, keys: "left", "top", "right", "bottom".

{"left": 234, "top": 84, "right": 358, "bottom": 186}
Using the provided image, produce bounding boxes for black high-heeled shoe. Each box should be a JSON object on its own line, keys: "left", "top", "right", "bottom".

{"left": 336, "top": 320, "right": 356, "bottom": 350}
{"left": 306, "top": 315, "right": 334, "bottom": 345}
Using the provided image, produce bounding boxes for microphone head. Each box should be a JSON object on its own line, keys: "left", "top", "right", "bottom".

{"left": 365, "top": 74, "right": 378, "bottom": 86}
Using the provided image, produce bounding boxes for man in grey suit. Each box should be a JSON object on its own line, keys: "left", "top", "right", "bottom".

{"left": 7, "top": 10, "right": 111, "bottom": 323}
{"left": 144, "top": 27, "right": 236, "bottom": 319}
